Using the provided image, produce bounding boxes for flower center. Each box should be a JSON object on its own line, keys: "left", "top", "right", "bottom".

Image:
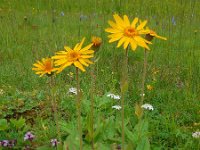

{"left": 68, "top": 51, "right": 80, "bottom": 61}
{"left": 45, "top": 60, "right": 53, "bottom": 71}
{"left": 124, "top": 27, "right": 138, "bottom": 37}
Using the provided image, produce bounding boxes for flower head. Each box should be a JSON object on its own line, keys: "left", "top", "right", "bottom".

{"left": 147, "top": 85, "right": 153, "bottom": 91}
{"left": 91, "top": 36, "right": 102, "bottom": 48}
{"left": 105, "top": 14, "right": 152, "bottom": 51}
{"left": 68, "top": 87, "right": 77, "bottom": 95}
{"left": 145, "top": 29, "right": 167, "bottom": 41}
{"left": 24, "top": 132, "right": 35, "bottom": 141}
{"left": 107, "top": 93, "right": 120, "bottom": 100}
{"left": 141, "top": 104, "right": 154, "bottom": 111}
{"left": 192, "top": 131, "right": 200, "bottom": 138}
{"left": 52, "top": 38, "right": 94, "bottom": 73}
{"left": 0, "top": 140, "right": 9, "bottom": 147}
{"left": 50, "top": 139, "right": 60, "bottom": 147}
{"left": 112, "top": 105, "right": 122, "bottom": 110}
{"left": 32, "top": 57, "right": 57, "bottom": 77}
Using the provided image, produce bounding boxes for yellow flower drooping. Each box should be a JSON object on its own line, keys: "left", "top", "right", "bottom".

{"left": 52, "top": 38, "right": 94, "bottom": 73}
{"left": 105, "top": 14, "right": 152, "bottom": 51}
{"left": 91, "top": 36, "right": 102, "bottom": 48}
{"left": 32, "top": 58, "right": 57, "bottom": 77}
{"left": 145, "top": 28, "right": 167, "bottom": 41}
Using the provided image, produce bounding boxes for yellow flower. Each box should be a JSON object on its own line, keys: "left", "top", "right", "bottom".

{"left": 147, "top": 85, "right": 153, "bottom": 91}
{"left": 32, "top": 58, "right": 57, "bottom": 77}
{"left": 145, "top": 29, "right": 167, "bottom": 41}
{"left": 52, "top": 38, "right": 94, "bottom": 73}
{"left": 105, "top": 14, "right": 152, "bottom": 51}
{"left": 91, "top": 36, "right": 102, "bottom": 48}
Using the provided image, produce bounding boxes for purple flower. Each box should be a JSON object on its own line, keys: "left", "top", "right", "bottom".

{"left": 172, "top": 16, "right": 176, "bottom": 26}
{"left": 1, "top": 140, "right": 9, "bottom": 147}
{"left": 50, "top": 139, "right": 59, "bottom": 147}
{"left": 60, "top": 11, "right": 65, "bottom": 16}
{"left": 24, "top": 131, "right": 35, "bottom": 141}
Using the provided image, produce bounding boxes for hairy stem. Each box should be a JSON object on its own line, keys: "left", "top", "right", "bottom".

{"left": 140, "top": 49, "right": 148, "bottom": 104}
{"left": 76, "top": 68, "right": 82, "bottom": 150}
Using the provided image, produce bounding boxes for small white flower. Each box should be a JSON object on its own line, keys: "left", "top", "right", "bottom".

{"left": 192, "top": 132, "right": 200, "bottom": 138}
{"left": 0, "top": 89, "right": 4, "bottom": 95}
{"left": 107, "top": 93, "right": 120, "bottom": 100}
{"left": 140, "top": 93, "right": 145, "bottom": 97}
{"left": 112, "top": 105, "right": 122, "bottom": 110}
{"left": 68, "top": 87, "right": 77, "bottom": 95}
{"left": 141, "top": 104, "right": 154, "bottom": 111}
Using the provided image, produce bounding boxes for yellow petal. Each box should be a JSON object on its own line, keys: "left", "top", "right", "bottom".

{"left": 74, "top": 61, "right": 86, "bottom": 72}
{"left": 64, "top": 46, "right": 72, "bottom": 52}
{"left": 123, "top": 15, "right": 130, "bottom": 26}
{"left": 134, "top": 36, "right": 150, "bottom": 50}
{"left": 54, "top": 59, "right": 67, "bottom": 66}
{"left": 80, "top": 43, "right": 93, "bottom": 52}
{"left": 130, "top": 40, "right": 137, "bottom": 50}
{"left": 137, "top": 20, "right": 147, "bottom": 30}
{"left": 83, "top": 59, "right": 93, "bottom": 64}
{"left": 81, "top": 55, "right": 94, "bottom": 58}
{"left": 79, "top": 59, "right": 89, "bottom": 67}
{"left": 108, "top": 36, "right": 122, "bottom": 43}
{"left": 117, "top": 37, "right": 126, "bottom": 48}
{"left": 105, "top": 28, "right": 120, "bottom": 33}
{"left": 81, "top": 50, "right": 94, "bottom": 54}
{"left": 123, "top": 38, "right": 130, "bottom": 49}
{"left": 113, "top": 14, "right": 126, "bottom": 28}
{"left": 76, "top": 37, "right": 85, "bottom": 50}
{"left": 131, "top": 17, "right": 138, "bottom": 28}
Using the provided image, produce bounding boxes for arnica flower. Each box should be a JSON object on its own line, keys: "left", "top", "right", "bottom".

{"left": 145, "top": 29, "right": 167, "bottom": 41}
{"left": 52, "top": 38, "right": 94, "bottom": 73}
{"left": 32, "top": 58, "right": 57, "bottom": 77}
{"left": 141, "top": 103, "right": 154, "bottom": 111}
{"left": 91, "top": 36, "right": 102, "bottom": 48}
{"left": 105, "top": 14, "right": 152, "bottom": 51}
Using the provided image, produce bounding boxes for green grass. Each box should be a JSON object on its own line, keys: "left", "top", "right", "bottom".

{"left": 0, "top": 0, "right": 200, "bottom": 149}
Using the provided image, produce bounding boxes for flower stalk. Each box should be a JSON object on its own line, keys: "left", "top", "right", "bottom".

{"left": 140, "top": 49, "right": 148, "bottom": 104}
{"left": 121, "top": 47, "right": 129, "bottom": 150}
{"left": 76, "top": 67, "right": 83, "bottom": 150}
{"left": 50, "top": 76, "right": 61, "bottom": 142}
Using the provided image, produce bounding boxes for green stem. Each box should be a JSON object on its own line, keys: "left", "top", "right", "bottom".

{"left": 90, "top": 71, "right": 95, "bottom": 150}
{"left": 50, "top": 76, "right": 61, "bottom": 142}
{"left": 140, "top": 49, "right": 148, "bottom": 105}
{"left": 121, "top": 48, "right": 129, "bottom": 150}
{"left": 76, "top": 68, "right": 82, "bottom": 150}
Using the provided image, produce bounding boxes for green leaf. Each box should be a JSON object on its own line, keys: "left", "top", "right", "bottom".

{"left": 136, "top": 137, "right": 150, "bottom": 150}
{"left": 10, "top": 117, "right": 25, "bottom": 129}
{"left": 0, "top": 119, "right": 8, "bottom": 131}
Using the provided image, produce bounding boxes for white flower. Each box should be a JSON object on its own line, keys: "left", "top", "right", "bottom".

{"left": 140, "top": 93, "right": 145, "bottom": 97}
{"left": 112, "top": 105, "right": 122, "bottom": 110}
{"left": 0, "top": 89, "right": 4, "bottom": 95}
{"left": 141, "top": 104, "right": 154, "bottom": 111}
{"left": 68, "top": 87, "right": 77, "bottom": 95}
{"left": 192, "top": 132, "right": 200, "bottom": 138}
{"left": 107, "top": 93, "right": 120, "bottom": 100}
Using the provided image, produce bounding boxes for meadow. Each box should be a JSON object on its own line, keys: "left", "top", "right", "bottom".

{"left": 0, "top": 0, "right": 200, "bottom": 149}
